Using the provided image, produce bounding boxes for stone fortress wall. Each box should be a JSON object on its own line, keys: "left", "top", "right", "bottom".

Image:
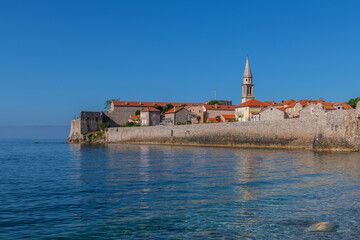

{"left": 104, "top": 108, "right": 360, "bottom": 151}
{"left": 68, "top": 102, "right": 360, "bottom": 151}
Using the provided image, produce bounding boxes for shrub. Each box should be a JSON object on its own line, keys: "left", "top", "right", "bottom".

{"left": 100, "top": 122, "right": 111, "bottom": 131}
{"left": 122, "top": 121, "right": 141, "bottom": 127}
{"left": 348, "top": 97, "right": 360, "bottom": 109}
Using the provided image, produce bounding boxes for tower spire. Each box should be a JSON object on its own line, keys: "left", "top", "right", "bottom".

{"left": 243, "top": 57, "right": 252, "bottom": 78}
{"left": 241, "top": 57, "right": 254, "bottom": 103}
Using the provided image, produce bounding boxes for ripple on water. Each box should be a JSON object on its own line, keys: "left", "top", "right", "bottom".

{"left": 0, "top": 142, "right": 360, "bottom": 239}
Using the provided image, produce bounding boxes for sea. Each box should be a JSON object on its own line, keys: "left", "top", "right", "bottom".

{"left": 0, "top": 139, "right": 360, "bottom": 239}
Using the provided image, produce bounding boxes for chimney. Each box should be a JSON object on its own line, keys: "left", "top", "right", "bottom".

{"left": 140, "top": 101, "right": 142, "bottom": 105}
{"left": 215, "top": 104, "right": 218, "bottom": 109}
{"left": 125, "top": 101, "right": 128, "bottom": 105}
{"left": 174, "top": 107, "right": 176, "bottom": 113}
{"left": 319, "top": 98, "right": 323, "bottom": 102}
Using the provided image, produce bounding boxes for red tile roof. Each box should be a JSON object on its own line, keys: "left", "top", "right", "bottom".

{"left": 286, "top": 100, "right": 321, "bottom": 109}
{"left": 164, "top": 107, "right": 186, "bottom": 114}
{"left": 203, "top": 105, "right": 235, "bottom": 110}
{"left": 141, "top": 107, "right": 160, "bottom": 112}
{"left": 221, "top": 114, "right": 236, "bottom": 119}
{"left": 286, "top": 100, "right": 353, "bottom": 110}
{"left": 274, "top": 99, "right": 296, "bottom": 106}
{"left": 112, "top": 101, "right": 203, "bottom": 107}
{"left": 321, "top": 102, "right": 352, "bottom": 110}
{"left": 264, "top": 101, "right": 276, "bottom": 106}
{"left": 128, "top": 115, "right": 140, "bottom": 120}
{"left": 208, "top": 118, "right": 223, "bottom": 123}
{"left": 235, "top": 99, "right": 270, "bottom": 108}
{"left": 333, "top": 102, "right": 352, "bottom": 110}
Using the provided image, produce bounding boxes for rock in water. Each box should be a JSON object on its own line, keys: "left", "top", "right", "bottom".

{"left": 306, "top": 222, "right": 336, "bottom": 232}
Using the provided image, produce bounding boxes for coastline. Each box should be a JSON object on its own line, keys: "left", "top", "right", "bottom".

{"left": 66, "top": 140, "right": 359, "bottom": 152}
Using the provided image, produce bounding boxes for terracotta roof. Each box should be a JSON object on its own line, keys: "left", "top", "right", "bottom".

{"left": 286, "top": 100, "right": 353, "bottom": 110}
{"left": 165, "top": 107, "right": 186, "bottom": 114}
{"left": 203, "top": 105, "right": 235, "bottom": 110}
{"left": 208, "top": 118, "right": 223, "bottom": 123}
{"left": 141, "top": 107, "right": 160, "bottom": 112}
{"left": 221, "top": 114, "right": 236, "bottom": 119}
{"left": 335, "top": 102, "right": 352, "bottom": 109}
{"left": 264, "top": 101, "right": 276, "bottom": 106}
{"left": 112, "top": 101, "right": 203, "bottom": 107}
{"left": 235, "top": 99, "right": 270, "bottom": 108}
{"left": 286, "top": 100, "right": 321, "bottom": 109}
{"left": 274, "top": 99, "right": 296, "bottom": 106}
{"left": 321, "top": 102, "right": 352, "bottom": 110}
{"left": 129, "top": 115, "right": 140, "bottom": 120}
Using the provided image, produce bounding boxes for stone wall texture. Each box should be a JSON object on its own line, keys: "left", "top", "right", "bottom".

{"left": 68, "top": 108, "right": 360, "bottom": 151}
{"left": 80, "top": 111, "right": 103, "bottom": 134}
{"left": 105, "top": 109, "right": 360, "bottom": 151}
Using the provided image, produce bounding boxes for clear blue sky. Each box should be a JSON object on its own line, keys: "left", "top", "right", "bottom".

{"left": 1, "top": 0, "right": 359, "bottom": 139}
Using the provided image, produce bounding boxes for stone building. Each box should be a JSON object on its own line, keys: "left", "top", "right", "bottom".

{"left": 164, "top": 107, "right": 191, "bottom": 125}
{"left": 107, "top": 101, "right": 204, "bottom": 126}
{"left": 299, "top": 102, "right": 353, "bottom": 119}
{"left": 140, "top": 107, "right": 161, "bottom": 126}
{"left": 285, "top": 100, "right": 321, "bottom": 118}
{"left": 80, "top": 111, "right": 104, "bottom": 134}
{"left": 203, "top": 104, "right": 235, "bottom": 122}
{"left": 186, "top": 105, "right": 205, "bottom": 123}
{"left": 242, "top": 57, "right": 254, "bottom": 103}
{"left": 259, "top": 106, "right": 288, "bottom": 121}
{"left": 235, "top": 99, "right": 269, "bottom": 122}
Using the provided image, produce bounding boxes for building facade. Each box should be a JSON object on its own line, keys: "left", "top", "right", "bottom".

{"left": 140, "top": 107, "right": 161, "bottom": 126}
{"left": 259, "top": 106, "right": 287, "bottom": 121}
{"left": 235, "top": 99, "right": 269, "bottom": 122}
{"left": 164, "top": 107, "right": 191, "bottom": 125}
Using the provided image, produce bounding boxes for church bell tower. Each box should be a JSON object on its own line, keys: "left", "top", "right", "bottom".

{"left": 241, "top": 57, "right": 254, "bottom": 103}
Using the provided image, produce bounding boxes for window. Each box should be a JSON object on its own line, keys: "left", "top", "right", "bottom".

{"left": 311, "top": 107, "right": 314, "bottom": 114}
{"left": 198, "top": 110, "right": 201, "bottom": 113}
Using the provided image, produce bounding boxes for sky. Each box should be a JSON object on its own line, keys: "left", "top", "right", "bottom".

{"left": 0, "top": 0, "right": 359, "bottom": 139}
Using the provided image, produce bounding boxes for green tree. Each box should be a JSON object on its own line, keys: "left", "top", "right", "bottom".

{"left": 163, "top": 104, "right": 174, "bottom": 113}
{"left": 215, "top": 115, "right": 221, "bottom": 122}
{"left": 348, "top": 97, "right": 360, "bottom": 109}
{"left": 104, "top": 98, "right": 120, "bottom": 110}
{"left": 135, "top": 110, "right": 141, "bottom": 116}
{"left": 154, "top": 105, "right": 164, "bottom": 113}
{"left": 207, "top": 100, "right": 223, "bottom": 105}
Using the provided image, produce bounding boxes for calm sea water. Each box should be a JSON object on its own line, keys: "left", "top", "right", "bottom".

{"left": 0, "top": 140, "right": 360, "bottom": 239}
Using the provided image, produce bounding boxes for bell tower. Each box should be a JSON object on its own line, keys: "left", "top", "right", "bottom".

{"left": 241, "top": 57, "right": 254, "bottom": 103}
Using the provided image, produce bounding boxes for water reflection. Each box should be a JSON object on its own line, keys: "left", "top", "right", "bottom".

{"left": 52, "top": 144, "right": 360, "bottom": 238}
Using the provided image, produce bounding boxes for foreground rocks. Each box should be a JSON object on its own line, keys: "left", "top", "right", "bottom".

{"left": 306, "top": 222, "right": 336, "bottom": 232}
